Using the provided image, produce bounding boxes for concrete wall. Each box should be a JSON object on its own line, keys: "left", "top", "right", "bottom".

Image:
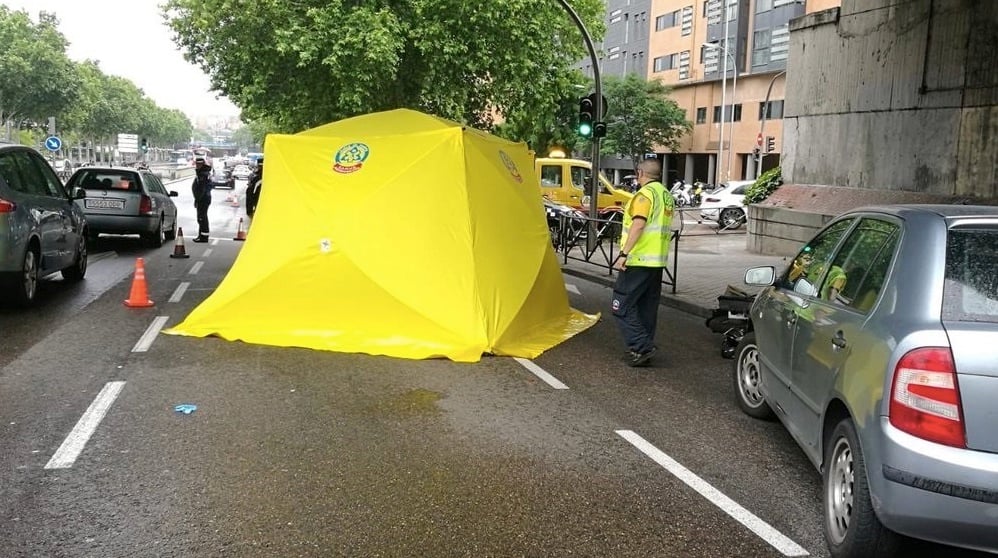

{"left": 782, "top": 0, "right": 998, "bottom": 198}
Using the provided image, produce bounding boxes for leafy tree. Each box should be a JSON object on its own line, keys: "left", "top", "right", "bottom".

{"left": 0, "top": 8, "right": 79, "bottom": 138}
{"left": 163, "top": 0, "right": 604, "bottom": 133}
{"left": 599, "top": 74, "right": 692, "bottom": 171}
{"left": 744, "top": 166, "right": 782, "bottom": 205}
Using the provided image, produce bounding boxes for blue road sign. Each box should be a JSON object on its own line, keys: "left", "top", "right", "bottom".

{"left": 44, "top": 136, "right": 62, "bottom": 152}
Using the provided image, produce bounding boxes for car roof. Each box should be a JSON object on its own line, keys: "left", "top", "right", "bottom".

{"left": 846, "top": 204, "right": 998, "bottom": 220}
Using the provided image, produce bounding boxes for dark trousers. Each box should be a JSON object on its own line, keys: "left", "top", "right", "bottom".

{"left": 195, "top": 199, "right": 210, "bottom": 237}
{"left": 611, "top": 266, "right": 664, "bottom": 354}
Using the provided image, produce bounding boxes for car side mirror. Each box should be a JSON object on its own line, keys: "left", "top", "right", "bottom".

{"left": 744, "top": 266, "right": 775, "bottom": 286}
{"left": 71, "top": 187, "right": 86, "bottom": 200}
{"left": 169, "top": 191, "right": 179, "bottom": 197}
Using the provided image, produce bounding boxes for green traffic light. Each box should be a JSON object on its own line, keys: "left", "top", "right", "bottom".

{"left": 579, "top": 123, "right": 592, "bottom": 136}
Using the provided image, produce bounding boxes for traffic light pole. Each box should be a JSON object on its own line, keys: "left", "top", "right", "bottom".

{"left": 756, "top": 70, "right": 785, "bottom": 179}
{"left": 555, "top": 0, "right": 602, "bottom": 223}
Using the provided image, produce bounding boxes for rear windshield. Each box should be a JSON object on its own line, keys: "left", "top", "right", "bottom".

{"left": 943, "top": 228, "right": 998, "bottom": 323}
{"left": 69, "top": 170, "right": 140, "bottom": 192}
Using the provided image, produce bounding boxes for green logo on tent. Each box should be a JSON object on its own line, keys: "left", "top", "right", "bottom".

{"left": 499, "top": 150, "right": 522, "bottom": 183}
{"left": 333, "top": 142, "right": 370, "bottom": 174}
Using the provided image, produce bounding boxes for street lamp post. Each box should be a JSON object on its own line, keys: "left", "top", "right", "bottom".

{"left": 756, "top": 70, "right": 786, "bottom": 179}
{"left": 704, "top": 41, "right": 738, "bottom": 184}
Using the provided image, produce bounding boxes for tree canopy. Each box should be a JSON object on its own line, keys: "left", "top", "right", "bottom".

{"left": 599, "top": 74, "right": 692, "bottom": 171}
{"left": 0, "top": 7, "right": 193, "bottom": 150}
{"left": 164, "top": 0, "right": 605, "bottom": 135}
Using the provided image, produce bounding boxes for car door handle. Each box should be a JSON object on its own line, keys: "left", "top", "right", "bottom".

{"left": 783, "top": 311, "right": 797, "bottom": 328}
{"left": 831, "top": 331, "right": 847, "bottom": 350}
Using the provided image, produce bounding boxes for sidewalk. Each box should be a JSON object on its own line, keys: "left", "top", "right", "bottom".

{"left": 559, "top": 223, "right": 788, "bottom": 317}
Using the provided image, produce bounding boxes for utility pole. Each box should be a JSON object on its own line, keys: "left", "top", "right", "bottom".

{"left": 756, "top": 70, "right": 786, "bottom": 179}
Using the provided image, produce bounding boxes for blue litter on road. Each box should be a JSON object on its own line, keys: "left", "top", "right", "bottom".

{"left": 174, "top": 404, "right": 197, "bottom": 414}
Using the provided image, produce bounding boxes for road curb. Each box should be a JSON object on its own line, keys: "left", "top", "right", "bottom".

{"left": 560, "top": 265, "right": 713, "bottom": 319}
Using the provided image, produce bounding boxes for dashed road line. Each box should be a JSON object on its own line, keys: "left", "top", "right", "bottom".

{"left": 189, "top": 261, "right": 204, "bottom": 275}
{"left": 45, "top": 381, "right": 126, "bottom": 470}
{"left": 513, "top": 358, "right": 569, "bottom": 390}
{"left": 168, "top": 282, "right": 190, "bottom": 303}
{"left": 132, "top": 316, "right": 169, "bottom": 353}
{"left": 616, "top": 430, "right": 809, "bottom": 557}
{"left": 565, "top": 283, "right": 581, "bottom": 295}
{"left": 201, "top": 248, "right": 213, "bottom": 258}
{"left": 210, "top": 238, "right": 220, "bottom": 246}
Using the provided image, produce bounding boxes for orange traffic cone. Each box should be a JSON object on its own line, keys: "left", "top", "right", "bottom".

{"left": 124, "top": 258, "right": 154, "bottom": 308}
{"left": 169, "top": 227, "right": 190, "bottom": 259}
{"left": 233, "top": 218, "right": 247, "bottom": 241}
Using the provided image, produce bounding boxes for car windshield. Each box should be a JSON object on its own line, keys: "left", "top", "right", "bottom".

{"left": 943, "top": 228, "right": 998, "bottom": 323}
{"left": 70, "top": 170, "right": 140, "bottom": 192}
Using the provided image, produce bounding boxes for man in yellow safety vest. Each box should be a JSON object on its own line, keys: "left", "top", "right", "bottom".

{"left": 611, "top": 158, "right": 674, "bottom": 367}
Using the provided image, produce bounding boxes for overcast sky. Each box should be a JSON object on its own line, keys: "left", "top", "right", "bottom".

{"left": 3, "top": 0, "right": 240, "bottom": 120}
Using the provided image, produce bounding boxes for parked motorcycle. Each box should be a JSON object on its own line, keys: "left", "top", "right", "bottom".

{"left": 705, "top": 285, "right": 756, "bottom": 359}
{"left": 543, "top": 198, "right": 586, "bottom": 249}
{"left": 670, "top": 181, "right": 694, "bottom": 208}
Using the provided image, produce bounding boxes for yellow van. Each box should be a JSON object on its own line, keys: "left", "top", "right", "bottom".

{"left": 535, "top": 157, "right": 632, "bottom": 217}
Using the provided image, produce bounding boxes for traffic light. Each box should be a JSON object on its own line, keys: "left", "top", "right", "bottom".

{"left": 140, "top": 138, "right": 148, "bottom": 153}
{"left": 765, "top": 136, "right": 775, "bottom": 153}
{"left": 578, "top": 95, "right": 594, "bottom": 137}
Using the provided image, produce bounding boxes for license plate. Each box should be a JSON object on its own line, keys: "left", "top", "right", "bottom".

{"left": 85, "top": 199, "right": 124, "bottom": 210}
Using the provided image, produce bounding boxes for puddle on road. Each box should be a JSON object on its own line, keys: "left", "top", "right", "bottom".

{"left": 368, "top": 388, "right": 443, "bottom": 417}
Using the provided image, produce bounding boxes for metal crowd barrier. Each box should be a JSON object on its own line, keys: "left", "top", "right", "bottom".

{"left": 551, "top": 206, "right": 747, "bottom": 293}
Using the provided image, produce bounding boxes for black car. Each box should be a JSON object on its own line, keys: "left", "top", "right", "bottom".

{"left": 210, "top": 166, "right": 235, "bottom": 189}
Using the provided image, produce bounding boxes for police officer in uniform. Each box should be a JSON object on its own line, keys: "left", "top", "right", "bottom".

{"left": 246, "top": 158, "right": 263, "bottom": 217}
{"left": 610, "top": 158, "right": 674, "bottom": 367}
{"left": 192, "top": 157, "right": 213, "bottom": 242}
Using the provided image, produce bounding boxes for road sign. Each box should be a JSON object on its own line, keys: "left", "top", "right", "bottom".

{"left": 117, "top": 133, "right": 139, "bottom": 154}
{"left": 756, "top": 132, "right": 763, "bottom": 147}
{"left": 44, "top": 136, "right": 62, "bottom": 152}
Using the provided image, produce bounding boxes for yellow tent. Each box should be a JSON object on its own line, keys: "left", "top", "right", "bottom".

{"left": 165, "top": 109, "right": 598, "bottom": 362}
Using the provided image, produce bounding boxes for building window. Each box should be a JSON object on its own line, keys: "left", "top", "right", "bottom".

{"left": 678, "top": 50, "right": 691, "bottom": 80}
{"left": 681, "top": 6, "right": 694, "bottom": 36}
{"left": 773, "top": 0, "right": 797, "bottom": 6}
{"left": 753, "top": 29, "right": 771, "bottom": 66}
{"left": 771, "top": 24, "right": 790, "bottom": 62}
{"left": 756, "top": 0, "right": 773, "bottom": 12}
{"left": 706, "top": 0, "right": 722, "bottom": 24}
{"left": 655, "top": 10, "right": 682, "bottom": 31}
{"left": 758, "top": 100, "right": 785, "bottom": 120}
{"left": 713, "top": 104, "right": 743, "bottom": 122}
{"left": 653, "top": 54, "right": 678, "bottom": 72}
{"left": 696, "top": 107, "right": 707, "bottom": 124}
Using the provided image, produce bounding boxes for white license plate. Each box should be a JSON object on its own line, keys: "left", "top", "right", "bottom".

{"left": 85, "top": 199, "right": 124, "bottom": 210}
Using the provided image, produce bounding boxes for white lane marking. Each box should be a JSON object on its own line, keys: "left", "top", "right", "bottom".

{"left": 45, "top": 381, "right": 126, "bottom": 469}
{"left": 616, "top": 430, "right": 809, "bottom": 557}
{"left": 168, "top": 282, "right": 190, "bottom": 303}
{"left": 565, "top": 283, "right": 581, "bottom": 295}
{"left": 132, "top": 316, "right": 169, "bottom": 353}
{"left": 188, "top": 261, "right": 204, "bottom": 275}
{"left": 513, "top": 358, "right": 569, "bottom": 390}
{"left": 210, "top": 238, "right": 219, "bottom": 246}
{"left": 202, "top": 248, "right": 213, "bottom": 258}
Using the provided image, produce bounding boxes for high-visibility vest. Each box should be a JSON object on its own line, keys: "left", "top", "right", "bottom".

{"left": 620, "top": 181, "right": 673, "bottom": 267}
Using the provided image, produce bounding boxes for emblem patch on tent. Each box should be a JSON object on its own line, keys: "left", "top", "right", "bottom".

{"left": 333, "top": 142, "right": 370, "bottom": 174}
{"left": 499, "top": 150, "right": 522, "bottom": 183}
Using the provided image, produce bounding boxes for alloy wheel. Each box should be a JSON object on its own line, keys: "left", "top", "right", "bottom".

{"left": 22, "top": 249, "right": 38, "bottom": 301}
{"left": 825, "top": 436, "right": 854, "bottom": 544}
{"left": 737, "top": 345, "right": 765, "bottom": 407}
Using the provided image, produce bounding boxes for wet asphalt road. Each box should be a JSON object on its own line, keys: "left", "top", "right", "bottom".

{"left": 0, "top": 179, "right": 988, "bottom": 558}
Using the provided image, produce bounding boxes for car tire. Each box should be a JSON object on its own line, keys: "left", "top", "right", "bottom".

{"left": 732, "top": 332, "right": 775, "bottom": 419}
{"left": 164, "top": 217, "right": 177, "bottom": 241}
{"left": 142, "top": 217, "right": 164, "bottom": 248}
{"left": 824, "top": 418, "right": 902, "bottom": 558}
{"left": 61, "top": 233, "right": 88, "bottom": 282}
{"left": 719, "top": 208, "right": 745, "bottom": 230}
{"left": 9, "top": 246, "right": 40, "bottom": 307}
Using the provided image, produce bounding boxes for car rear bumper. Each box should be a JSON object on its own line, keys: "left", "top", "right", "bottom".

{"left": 85, "top": 214, "right": 159, "bottom": 235}
{"left": 699, "top": 208, "right": 720, "bottom": 221}
{"left": 872, "top": 418, "right": 998, "bottom": 552}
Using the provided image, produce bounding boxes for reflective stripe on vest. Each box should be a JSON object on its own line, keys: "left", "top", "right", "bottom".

{"left": 621, "top": 181, "right": 673, "bottom": 267}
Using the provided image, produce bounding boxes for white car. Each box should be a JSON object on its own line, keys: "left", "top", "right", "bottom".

{"left": 231, "top": 164, "right": 252, "bottom": 180}
{"left": 699, "top": 180, "right": 754, "bottom": 229}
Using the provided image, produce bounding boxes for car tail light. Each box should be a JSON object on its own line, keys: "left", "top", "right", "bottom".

{"left": 705, "top": 197, "right": 721, "bottom": 203}
{"left": 0, "top": 198, "right": 15, "bottom": 213}
{"left": 889, "top": 347, "right": 966, "bottom": 447}
{"left": 138, "top": 195, "right": 153, "bottom": 215}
